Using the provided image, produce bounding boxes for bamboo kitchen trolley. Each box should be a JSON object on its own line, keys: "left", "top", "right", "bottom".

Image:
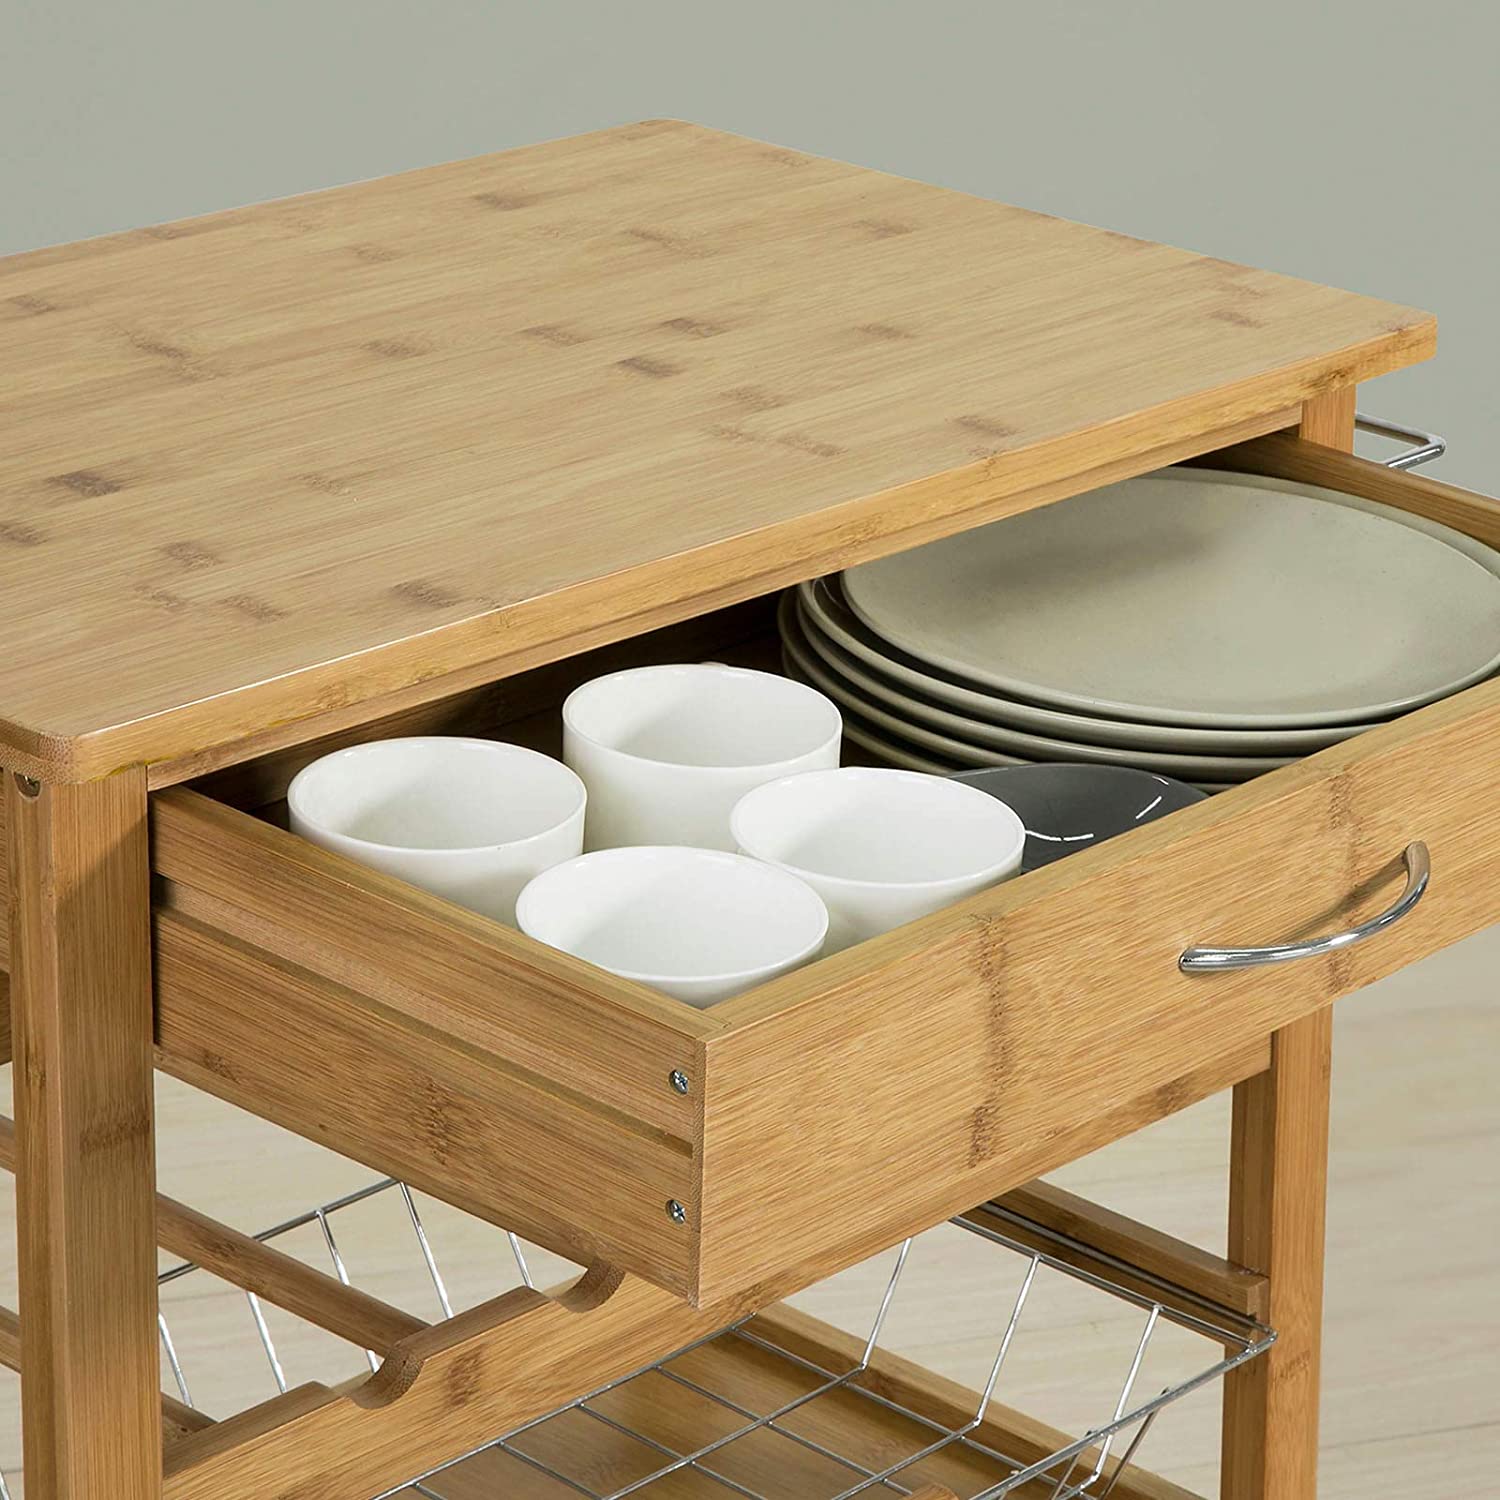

{"left": 1, "top": 120, "right": 1494, "bottom": 1499}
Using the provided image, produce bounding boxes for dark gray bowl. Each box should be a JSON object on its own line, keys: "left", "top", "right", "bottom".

{"left": 948, "top": 763, "right": 1207, "bottom": 872}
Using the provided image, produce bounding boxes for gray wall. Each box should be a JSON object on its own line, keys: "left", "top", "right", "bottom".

{"left": 5, "top": 1, "right": 1492, "bottom": 483}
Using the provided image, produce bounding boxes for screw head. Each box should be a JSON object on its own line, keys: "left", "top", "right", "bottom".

{"left": 665, "top": 1199, "right": 687, "bottom": 1225}
{"left": 669, "top": 1069, "right": 690, "bottom": 1096}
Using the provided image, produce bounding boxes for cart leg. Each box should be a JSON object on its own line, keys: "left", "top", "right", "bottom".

{"left": 1293, "top": 385, "right": 1355, "bottom": 450}
{"left": 1221, "top": 388, "right": 1350, "bottom": 1500}
{"left": 8, "top": 768, "right": 160, "bottom": 1499}
{"left": 1221, "top": 1008, "right": 1333, "bottom": 1500}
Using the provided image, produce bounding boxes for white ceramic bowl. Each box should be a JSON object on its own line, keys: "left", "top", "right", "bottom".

{"left": 562, "top": 663, "right": 842, "bottom": 851}
{"left": 731, "top": 767, "right": 1026, "bottom": 952}
{"left": 515, "top": 846, "right": 829, "bottom": 1006}
{"left": 287, "top": 737, "right": 586, "bottom": 925}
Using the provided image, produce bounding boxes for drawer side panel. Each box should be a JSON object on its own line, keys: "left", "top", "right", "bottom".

{"left": 154, "top": 911, "right": 698, "bottom": 1293}
{"left": 151, "top": 788, "right": 711, "bottom": 1133}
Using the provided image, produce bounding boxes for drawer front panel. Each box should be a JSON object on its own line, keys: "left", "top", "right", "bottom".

{"left": 697, "top": 669, "right": 1500, "bottom": 1301}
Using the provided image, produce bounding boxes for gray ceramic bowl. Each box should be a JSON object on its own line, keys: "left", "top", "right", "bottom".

{"left": 948, "top": 763, "right": 1207, "bottom": 872}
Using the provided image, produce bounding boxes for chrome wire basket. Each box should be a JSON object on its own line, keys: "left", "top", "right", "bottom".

{"left": 0, "top": 1078, "right": 1270, "bottom": 1499}
{"left": 388, "top": 1203, "right": 1271, "bottom": 1500}
{"left": 2, "top": 1190, "right": 1268, "bottom": 1498}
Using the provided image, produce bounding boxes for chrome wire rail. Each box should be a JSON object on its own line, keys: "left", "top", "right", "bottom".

{"left": 0, "top": 1176, "right": 1270, "bottom": 1499}
{"left": 1354, "top": 412, "right": 1446, "bottom": 471}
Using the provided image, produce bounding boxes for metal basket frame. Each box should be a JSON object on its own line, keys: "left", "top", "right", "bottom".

{"left": 388, "top": 1205, "right": 1271, "bottom": 1500}
{"left": 0, "top": 1174, "right": 1274, "bottom": 1500}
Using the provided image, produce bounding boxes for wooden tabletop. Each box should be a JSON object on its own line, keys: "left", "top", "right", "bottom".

{"left": 0, "top": 120, "right": 1433, "bottom": 781}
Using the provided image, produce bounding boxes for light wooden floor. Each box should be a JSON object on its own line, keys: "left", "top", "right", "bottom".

{"left": 1, "top": 924, "right": 1495, "bottom": 1497}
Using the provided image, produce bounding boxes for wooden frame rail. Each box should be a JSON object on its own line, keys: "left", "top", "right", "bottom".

{"left": 0, "top": 1305, "right": 212, "bottom": 1446}
{"left": 161, "top": 1272, "right": 721, "bottom": 1500}
{"left": 0, "top": 1116, "right": 423, "bottom": 1356}
{"left": 983, "top": 1179, "right": 1270, "bottom": 1325}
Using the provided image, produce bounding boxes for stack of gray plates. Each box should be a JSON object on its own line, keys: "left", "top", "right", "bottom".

{"left": 782, "top": 467, "right": 1500, "bottom": 790}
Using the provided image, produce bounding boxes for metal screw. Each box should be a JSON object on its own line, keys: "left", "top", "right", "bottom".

{"left": 669, "top": 1070, "right": 690, "bottom": 1096}
{"left": 12, "top": 773, "right": 40, "bottom": 799}
{"left": 665, "top": 1199, "right": 687, "bottom": 1225}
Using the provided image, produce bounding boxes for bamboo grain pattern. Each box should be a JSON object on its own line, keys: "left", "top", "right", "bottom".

{"left": 692, "top": 664, "right": 1500, "bottom": 1299}
{"left": 0, "top": 121, "right": 1432, "bottom": 781}
{"left": 686, "top": 436, "right": 1500, "bottom": 1300}
{"left": 0, "top": 432, "right": 1491, "bottom": 1315}
{"left": 1222, "top": 1013, "right": 1334, "bottom": 1500}
{"left": 0, "top": 119, "right": 1473, "bottom": 1500}
{"left": 152, "top": 908, "right": 701, "bottom": 1292}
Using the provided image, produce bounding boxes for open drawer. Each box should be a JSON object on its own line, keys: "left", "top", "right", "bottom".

{"left": 148, "top": 434, "right": 1500, "bottom": 1309}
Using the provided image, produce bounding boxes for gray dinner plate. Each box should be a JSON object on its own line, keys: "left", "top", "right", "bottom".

{"left": 841, "top": 468, "right": 1500, "bottom": 730}
{"left": 780, "top": 594, "right": 1288, "bottom": 782}
{"left": 840, "top": 714, "right": 957, "bottom": 774}
{"left": 827, "top": 690, "right": 1232, "bottom": 796}
{"left": 798, "top": 577, "right": 1372, "bottom": 755}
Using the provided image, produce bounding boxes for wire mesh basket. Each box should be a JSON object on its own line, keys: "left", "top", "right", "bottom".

{"left": 391, "top": 1200, "right": 1271, "bottom": 1500}
{"left": 0, "top": 1153, "right": 1269, "bottom": 1500}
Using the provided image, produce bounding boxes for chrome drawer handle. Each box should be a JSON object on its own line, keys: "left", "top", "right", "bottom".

{"left": 1354, "top": 413, "right": 1447, "bottom": 471}
{"left": 1179, "top": 842, "right": 1430, "bottom": 973}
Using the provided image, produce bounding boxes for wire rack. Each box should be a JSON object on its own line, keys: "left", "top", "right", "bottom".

{"left": 0, "top": 1163, "right": 1271, "bottom": 1500}
{"left": 0, "top": 1174, "right": 551, "bottom": 1499}
{"left": 154, "top": 1175, "right": 537, "bottom": 1399}
{"left": 395, "top": 1205, "right": 1271, "bottom": 1500}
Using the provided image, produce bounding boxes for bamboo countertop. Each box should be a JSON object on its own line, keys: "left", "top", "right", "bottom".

{"left": 0, "top": 119, "right": 1433, "bottom": 781}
